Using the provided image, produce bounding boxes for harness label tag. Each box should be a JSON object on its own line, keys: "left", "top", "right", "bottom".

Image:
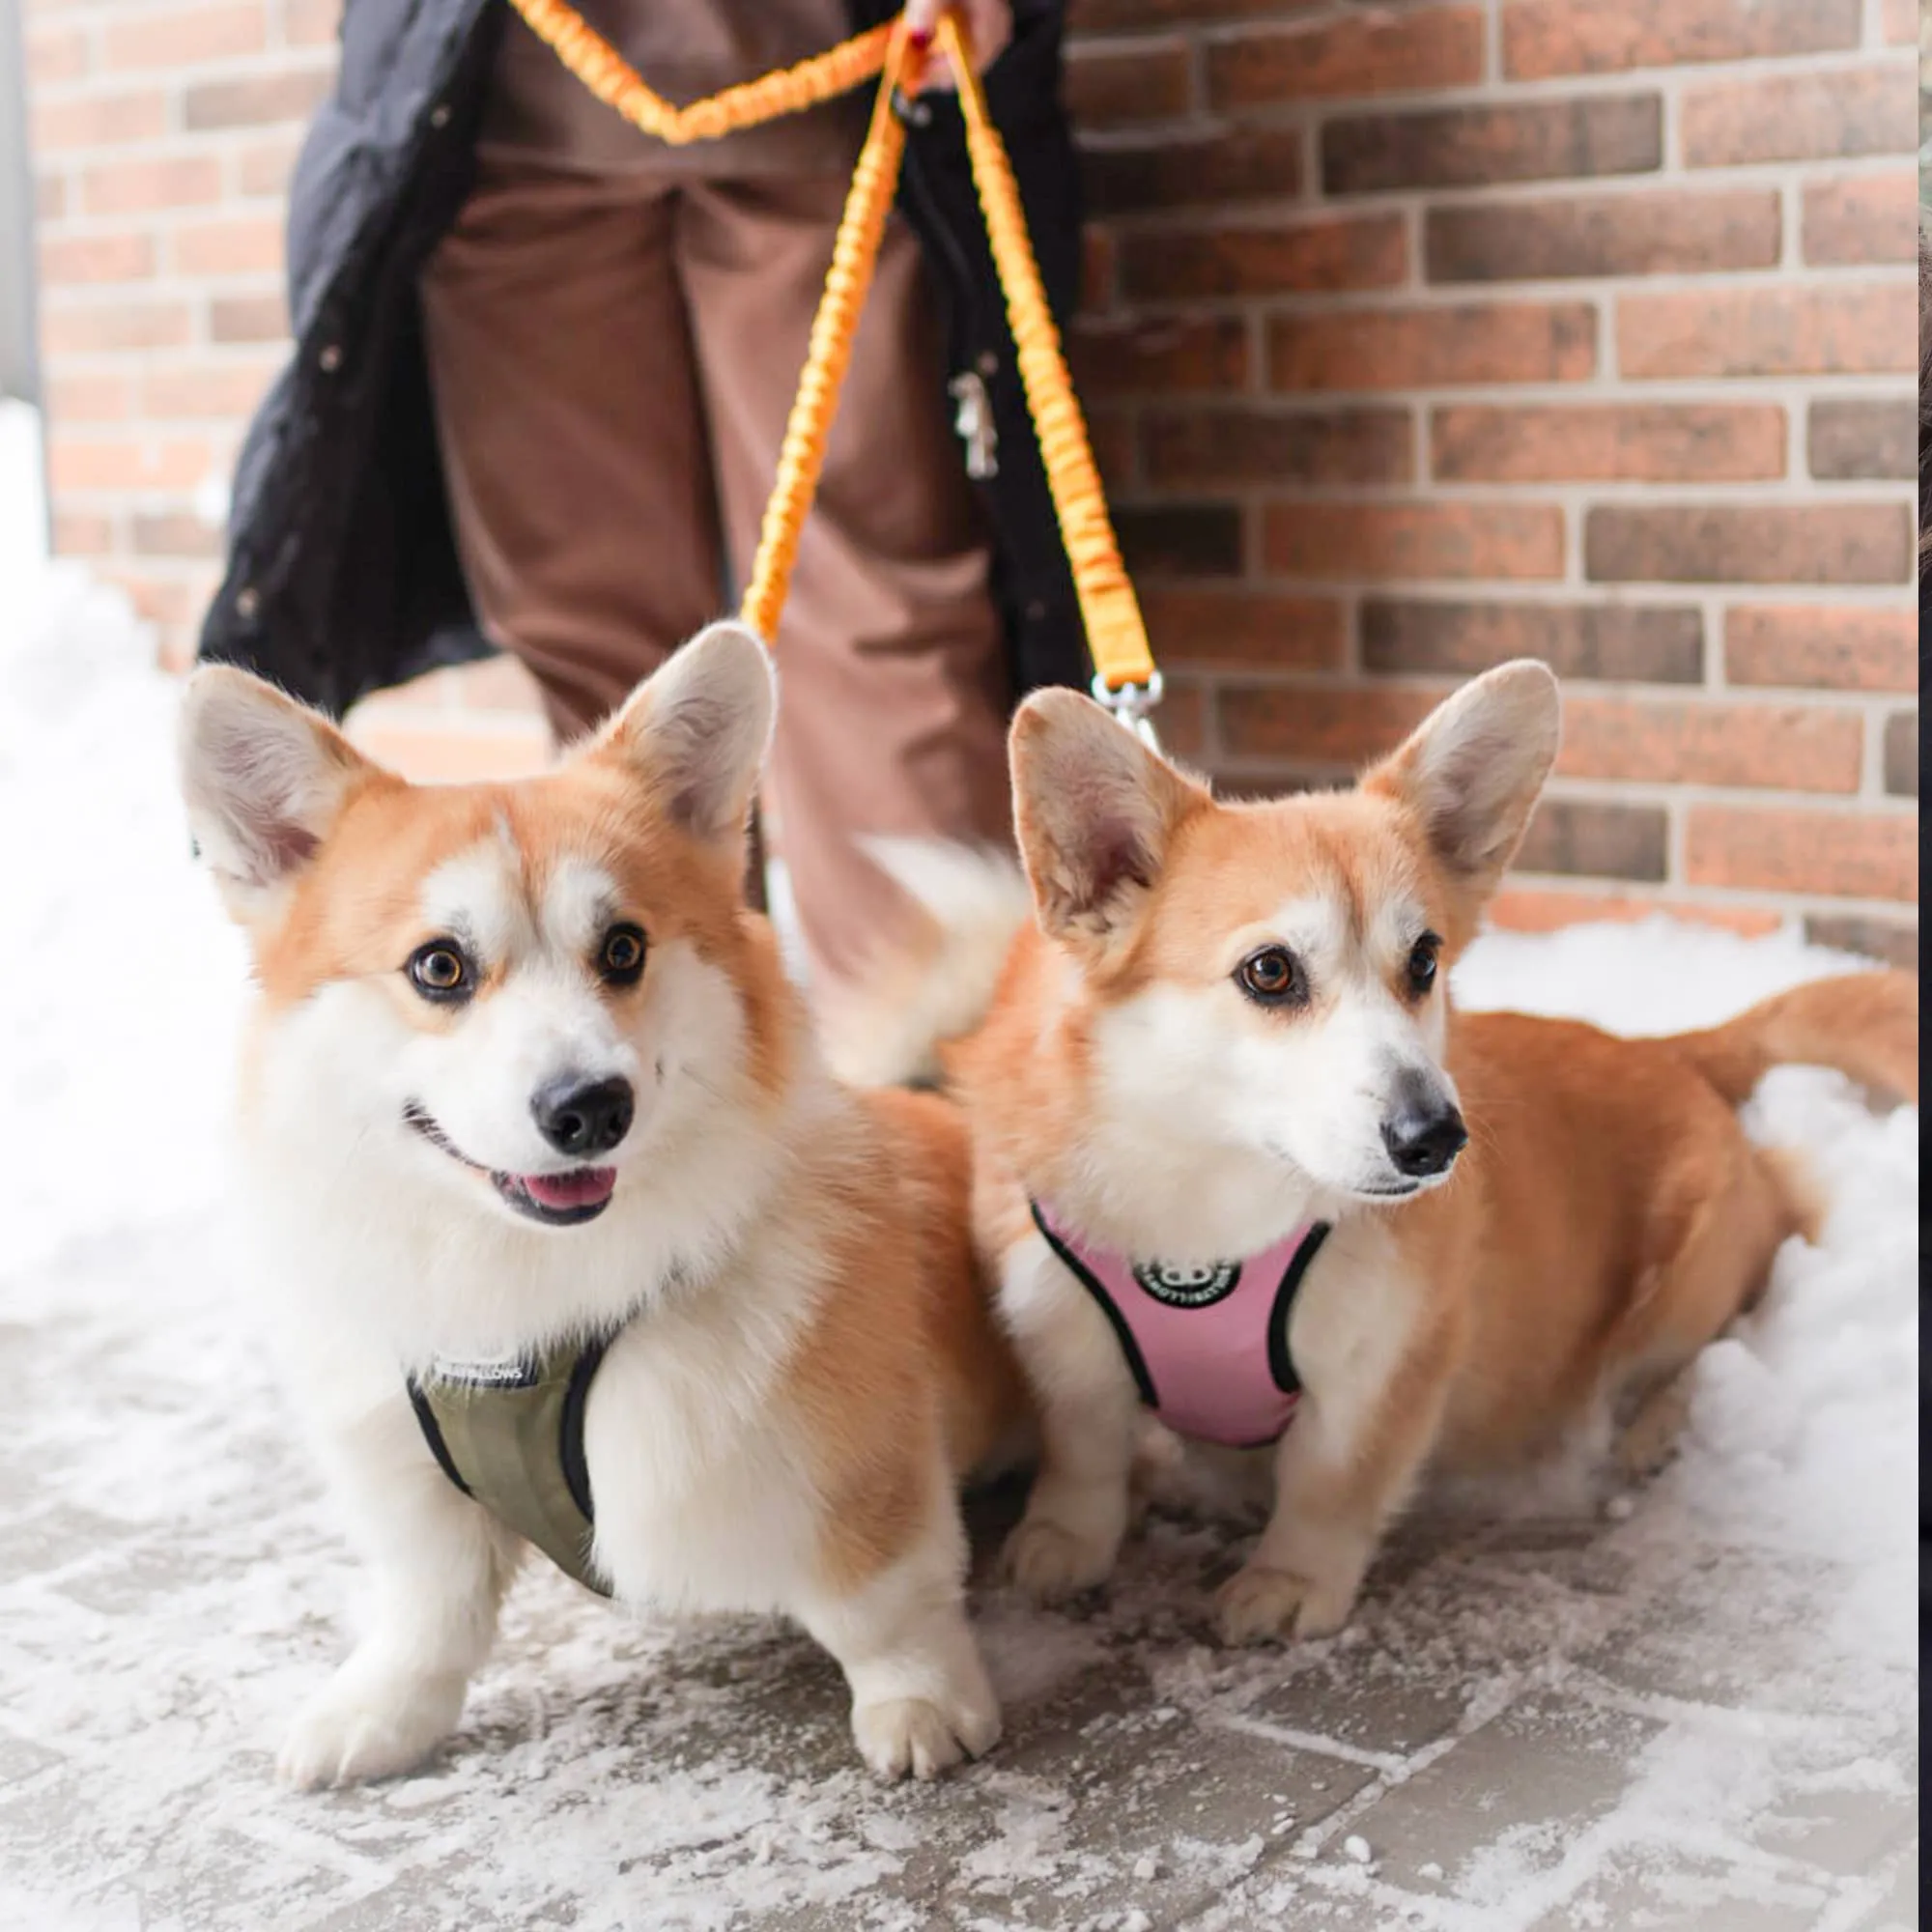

{"left": 426, "top": 1352, "right": 540, "bottom": 1390}
{"left": 1131, "top": 1259, "right": 1241, "bottom": 1309}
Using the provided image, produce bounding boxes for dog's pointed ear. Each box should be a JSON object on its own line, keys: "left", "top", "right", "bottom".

{"left": 597, "top": 622, "right": 775, "bottom": 848}
{"left": 1010, "top": 689, "right": 1208, "bottom": 952}
{"left": 1363, "top": 660, "right": 1560, "bottom": 895}
{"left": 179, "top": 666, "right": 375, "bottom": 917}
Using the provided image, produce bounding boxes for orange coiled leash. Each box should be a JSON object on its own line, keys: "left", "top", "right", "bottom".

{"left": 502, "top": 0, "right": 1162, "bottom": 739}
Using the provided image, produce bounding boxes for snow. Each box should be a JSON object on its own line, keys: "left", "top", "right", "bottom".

{"left": 0, "top": 556, "right": 1917, "bottom": 1928}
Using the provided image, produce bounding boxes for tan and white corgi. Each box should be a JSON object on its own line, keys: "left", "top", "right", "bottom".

{"left": 178, "top": 623, "right": 1030, "bottom": 1786}
{"left": 856, "top": 662, "right": 1917, "bottom": 1646}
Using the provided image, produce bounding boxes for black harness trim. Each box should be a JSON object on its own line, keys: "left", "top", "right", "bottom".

{"left": 1266, "top": 1221, "right": 1331, "bottom": 1398}
{"left": 406, "top": 1374, "right": 474, "bottom": 1500}
{"left": 558, "top": 1331, "right": 611, "bottom": 1526}
{"left": 1030, "top": 1201, "right": 1157, "bottom": 1409}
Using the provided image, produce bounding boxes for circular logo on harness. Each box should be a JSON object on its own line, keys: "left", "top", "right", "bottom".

{"left": 1131, "top": 1258, "right": 1241, "bottom": 1309}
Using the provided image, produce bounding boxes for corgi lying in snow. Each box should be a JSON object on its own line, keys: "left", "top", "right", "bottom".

{"left": 178, "top": 623, "right": 1031, "bottom": 1785}
{"left": 847, "top": 661, "right": 1918, "bottom": 1645}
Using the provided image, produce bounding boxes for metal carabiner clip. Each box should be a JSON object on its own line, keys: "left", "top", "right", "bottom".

{"left": 1094, "top": 669, "right": 1165, "bottom": 754}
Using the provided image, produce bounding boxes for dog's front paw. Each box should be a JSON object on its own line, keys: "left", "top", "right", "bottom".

{"left": 853, "top": 1687, "right": 1001, "bottom": 1781}
{"left": 277, "top": 1661, "right": 465, "bottom": 1790}
{"left": 1214, "top": 1561, "right": 1356, "bottom": 1646}
{"left": 1001, "top": 1513, "right": 1119, "bottom": 1603}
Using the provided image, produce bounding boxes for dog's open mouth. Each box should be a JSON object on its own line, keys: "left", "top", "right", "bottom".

{"left": 403, "top": 1104, "right": 616, "bottom": 1227}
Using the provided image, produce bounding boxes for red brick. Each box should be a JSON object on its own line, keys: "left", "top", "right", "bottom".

{"left": 1362, "top": 600, "right": 1703, "bottom": 683}
{"left": 37, "top": 175, "right": 67, "bottom": 222}
{"left": 1883, "top": 713, "right": 1917, "bottom": 796}
{"left": 1070, "top": 316, "right": 1247, "bottom": 397}
{"left": 37, "top": 231, "right": 156, "bottom": 287}
{"left": 30, "top": 89, "right": 168, "bottom": 152}
{"left": 1081, "top": 126, "right": 1304, "bottom": 215}
{"left": 1081, "top": 228, "right": 1116, "bottom": 311}
{"left": 1432, "top": 403, "right": 1784, "bottom": 483}
{"left": 47, "top": 436, "right": 219, "bottom": 494}
{"left": 1489, "top": 888, "right": 1783, "bottom": 937}
{"left": 1586, "top": 504, "right": 1910, "bottom": 586}
{"left": 1724, "top": 606, "right": 1916, "bottom": 692}
{"left": 45, "top": 372, "right": 134, "bottom": 425}
{"left": 83, "top": 156, "right": 223, "bottom": 215}
{"left": 1558, "top": 695, "right": 1863, "bottom": 792}
{"left": 1802, "top": 173, "right": 1918, "bottom": 269}
{"left": 52, "top": 512, "right": 116, "bottom": 557}
{"left": 211, "top": 294, "right": 292, "bottom": 343}
{"left": 26, "top": 25, "right": 90, "bottom": 85}
{"left": 1145, "top": 407, "right": 1412, "bottom": 488}
{"left": 1681, "top": 65, "right": 1915, "bottom": 167}
{"left": 1321, "top": 95, "right": 1661, "bottom": 195}
{"left": 284, "top": 0, "right": 344, "bottom": 44}
{"left": 142, "top": 360, "right": 281, "bottom": 420}
{"left": 237, "top": 134, "right": 304, "bottom": 199}
{"left": 1116, "top": 503, "right": 1245, "bottom": 578}
{"left": 1270, "top": 301, "right": 1596, "bottom": 391}
{"left": 1144, "top": 678, "right": 1208, "bottom": 761}
{"left": 174, "top": 217, "right": 286, "bottom": 276}
{"left": 1219, "top": 683, "right": 1436, "bottom": 765}
{"left": 105, "top": 4, "right": 266, "bottom": 70}
{"left": 1090, "top": 406, "right": 1133, "bottom": 485}
{"left": 1618, "top": 284, "right": 1915, "bottom": 379}
{"left": 1502, "top": 0, "right": 1861, "bottom": 80}
{"left": 1882, "top": 0, "right": 1916, "bottom": 43}
{"left": 1687, "top": 806, "right": 1916, "bottom": 901}
{"left": 1065, "top": 41, "right": 1192, "bottom": 127}
{"left": 1264, "top": 503, "right": 1566, "bottom": 581}
{"left": 1207, "top": 8, "right": 1485, "bottom": 108}
{"left": 1807, "top": 400, "right": 1915, "bottom": 481}
{"left": 1516, "top": 799, "right": 1667, "bottom": 881}
{"left": 39, "top": 299, "right": 194, "bottom": 355}
{"left": 184, "top": 68, "right": 334, "bottom": 132}
{"left": 131, "top": 513, "right": 223, "bottom": 559}
{"left": 1427, "top": 187, "right": 1779, "bottom": 282}
{"left": 1121, "top": 214, "right": 1406, "bottom": 301}
{"left": 1803, "top": 912, "right": 1918, "bottom": 967}
{"left": 1138, "top": 586, "right": 1346, "bottom": 672}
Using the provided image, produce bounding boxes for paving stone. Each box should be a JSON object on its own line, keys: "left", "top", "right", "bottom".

{"left": 1529, "top": 1847, "right": 1830, "bottom": 1929}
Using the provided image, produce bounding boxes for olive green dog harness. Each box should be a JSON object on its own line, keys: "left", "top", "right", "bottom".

{"left": 408, "top": 1333, "right": 615, "bottom": 1598}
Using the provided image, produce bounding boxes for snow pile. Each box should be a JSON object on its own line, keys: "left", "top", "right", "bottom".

{"left": 0, "top": 584, "right": 1917, "bottom": 1930}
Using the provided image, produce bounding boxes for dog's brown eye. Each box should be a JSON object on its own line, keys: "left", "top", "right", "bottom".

{"left": 1406, "top": 933, "right": 1441, "bottom": 995}
{"left": 408, "top": 941, "right": 473, "bottom": 1003}
{"left": 1236, "top": 946, "right": 1305, "bottom": 1008}
{"left": 598, "top": 923, "right": 646, "bottom": 986}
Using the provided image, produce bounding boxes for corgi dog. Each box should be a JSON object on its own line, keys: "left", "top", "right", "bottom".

{"left": 178, "top": 623, "right": 1030, "bottom": 1786}
{"left": 851, "top": 662, "right": 1917, "bottom": 1646}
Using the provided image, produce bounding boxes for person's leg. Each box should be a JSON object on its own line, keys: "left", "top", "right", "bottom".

{"left": 420, "top": 159, "right": 724, "bottom": 740}
{"left": 678, "top": 175, "right": 1013, "bottom": 996}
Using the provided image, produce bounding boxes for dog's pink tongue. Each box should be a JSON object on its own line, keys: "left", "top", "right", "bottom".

{"left": 524, "top": 1168, "right": 616, "bottom": 1210}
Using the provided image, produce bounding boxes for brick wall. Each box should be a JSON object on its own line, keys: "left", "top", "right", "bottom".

{"left": 1068, "top": 0, "right": 1919, "bottom": 964}
{"left": 21, "top": 0, "right": 1921, "bottom": 962}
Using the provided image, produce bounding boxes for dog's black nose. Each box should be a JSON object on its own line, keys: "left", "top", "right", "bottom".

{"left": 1380, "top": 1092, "right": 1467, "bottom": 1179}
{"left": 532, "top": 1076, "right": 634, "bottom": 1158}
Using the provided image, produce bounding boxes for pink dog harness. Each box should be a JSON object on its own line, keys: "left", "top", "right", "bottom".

{"left": 1030, "top": 1204, "right": 1331, "bottom": 1450}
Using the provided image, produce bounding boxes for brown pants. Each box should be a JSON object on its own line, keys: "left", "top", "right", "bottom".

{"left": 419, "top": 157, "right": 1013, "bottom": 994}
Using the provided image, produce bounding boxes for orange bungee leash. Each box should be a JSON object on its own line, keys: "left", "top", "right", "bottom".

{"left": 502, "top": 0, "right": 1163, "bottom": 741}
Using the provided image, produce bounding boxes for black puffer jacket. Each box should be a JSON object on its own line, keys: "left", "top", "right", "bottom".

{"left": 198, "top": 0, "right": 1086, "bottom": 716}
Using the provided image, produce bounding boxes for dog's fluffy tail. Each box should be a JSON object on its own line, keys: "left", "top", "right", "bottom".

{"left": 820, "top": 839, "right": 1033, "bottom": 1090}
{"left": 1668, "top": 967, "right": 1918, "bottom": 1111}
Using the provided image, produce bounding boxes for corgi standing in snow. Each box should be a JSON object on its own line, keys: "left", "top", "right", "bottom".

{"left": 179, "top": 624, "right": 1030, "bottom": 1786}
{"left": 857, "top": 662, "right": 1917, "bottom": 1645}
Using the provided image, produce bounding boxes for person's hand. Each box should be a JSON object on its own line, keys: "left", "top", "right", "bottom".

{"left": 903, "top": 0, "right": 1012, "bottom": 90}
